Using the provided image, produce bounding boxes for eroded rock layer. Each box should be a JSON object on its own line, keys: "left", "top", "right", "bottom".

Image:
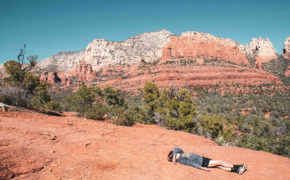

{"left": 161, "top": 32, "right": 249, "bottom": 64}
{"left": 92, "top": 63, "right": 281, "bottom": 92}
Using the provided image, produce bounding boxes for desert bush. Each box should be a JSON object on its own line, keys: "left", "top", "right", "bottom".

{"left": 102, "top": 86, "right": 124, "bottom": 107}
{"left": 3, "top": 45, "right": 37, "bottom": 89}
{"left": 157, "top": 88, "right": 196, "bottom": 132}
{"left": 195, "top": 114, "right": 236, "bottom": 144}
{"left": 30, "top": 83, "right": 51, "bottom": 110}
{"left": 141, "top": 82, "right": 160, "bottom": 123}
{"left": 0, "top": 86, "right": 31, "bottom": 107}
{"left": 197, "top": 115, "right": 224, "bottom": 138}
{"left": 77, "top": 82, "right": 96, "bottom": 107}
{"left": 64, "top": 93, "right": 85, "bottom": 113}
{"left": 64, "top": 82, "right": 96, "bottom": 115}
{"left": 45, "top": 100, "right": 61, "bottom": 112}
{"left": 84, "top": 103, "right": 108, "bottom": 120}
{"left": 110, "top": 107, "right": 135, "bottom": 126}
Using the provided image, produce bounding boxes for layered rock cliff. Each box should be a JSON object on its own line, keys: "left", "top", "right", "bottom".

{"left": 36, "top": 50, "right": 85, "bottom": 73}
{"left": 161, "top": 31, "right": 249, "bottom": 65}
{"left": 80, "top": 29, "right": 172, "bottom": 69}
{"left": 3, "top": 30, "right": 286, "bottom": 89}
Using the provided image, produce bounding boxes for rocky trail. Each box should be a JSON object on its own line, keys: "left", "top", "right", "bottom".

{"left": 0, "top": 111, "right": 289, "bottom": 180}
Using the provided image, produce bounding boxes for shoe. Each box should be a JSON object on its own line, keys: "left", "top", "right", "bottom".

{"left": 237, "top": 164, "right": 248, "bottom": 175}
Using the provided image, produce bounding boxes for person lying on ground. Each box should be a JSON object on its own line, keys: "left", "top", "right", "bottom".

{"left": 167, "top": 147, "right": 247, "bottom": 175}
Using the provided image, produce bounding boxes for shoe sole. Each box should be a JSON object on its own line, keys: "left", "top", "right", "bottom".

{"left": 239, "top": 164, "right": 248, "bottom": 175}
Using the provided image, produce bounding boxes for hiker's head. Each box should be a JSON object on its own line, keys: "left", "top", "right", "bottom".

{"left": 167, "top": 151, "right": 173, "bottom": 162}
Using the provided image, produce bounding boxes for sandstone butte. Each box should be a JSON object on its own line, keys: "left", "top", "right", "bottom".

{"left": 0, "top": 111, "right": 289, "bottom": 180}
{"left": 30, "top": 30, "right": 289, "bottom": 90}
{"left": 161, "top": 31, "right": 250, "bottom": 65}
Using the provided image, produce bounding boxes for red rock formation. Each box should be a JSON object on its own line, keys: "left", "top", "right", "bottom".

{"left": 39, "top": 72, "right": 69, "bottom": 85}
{"left": 69, "top": 63, "right": 97, "bottom": 81}
{"left": 84, "top": 63, "right": 281, "bottom": 93}
{"left": 161, "top": 32, "right": 249, "bottom": 65}
{"left": 245, "top": 37, "right": 279, "bottom": 69}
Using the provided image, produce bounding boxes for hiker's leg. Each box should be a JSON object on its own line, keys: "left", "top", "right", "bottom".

{"left": 217, "top": 166, "right": 231, "bottom": 172}
{"left": 208, "top": 160, "right": 233, "bottom": 168}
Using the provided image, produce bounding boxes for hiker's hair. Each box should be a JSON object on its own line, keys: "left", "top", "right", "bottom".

{"left": 167, "top": 151, "right": 173, "bottom": 162}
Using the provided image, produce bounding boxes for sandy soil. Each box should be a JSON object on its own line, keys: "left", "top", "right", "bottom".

{"left": 0, "top": 111, "right": 289, "bottom": 180}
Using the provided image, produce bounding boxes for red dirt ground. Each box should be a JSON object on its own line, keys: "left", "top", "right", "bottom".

{"left": 0, "top": 111, "right": 289, "bottom": 180}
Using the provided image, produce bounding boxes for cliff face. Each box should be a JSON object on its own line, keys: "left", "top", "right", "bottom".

{"left": 161, "top": 31, "right": 249, "bottom": 65}
{"left": 2, "top": 30, "right": 287, "bottom": 89}
{"left": 36, "top": 30, "right": 172, "bottom": 83}
{"left": 245, "top": 37, "right": 278, "bottom": 68}
{"left": 39, "top": 72, "right": 70, "bottom": 86}
{"left": 161, "top": 32, "right": 280, "bottom": 69}
{"left": 69, "top": 63, "right": 96, "bottom": 81}
{"left": 282, "top": 36, "right": 290, "bottom": 60}
{"left": 36, "top": 50, "right": 85, "bottom": 73}
{"left": 81, "top": 29, "right": 172, "bottom": 69}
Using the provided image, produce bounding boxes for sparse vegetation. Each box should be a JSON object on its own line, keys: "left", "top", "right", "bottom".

{"left": 0, "top": 45, "right": 58, "bottom": 113}
{"left": 60, "top": 81, "right": 289, "bottom": 157}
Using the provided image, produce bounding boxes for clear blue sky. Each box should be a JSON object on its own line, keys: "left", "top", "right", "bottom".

{"left": 0, "top": 0, "right": 289, "bottom": 64}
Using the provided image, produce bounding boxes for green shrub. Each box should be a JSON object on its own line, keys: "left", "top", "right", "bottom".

{"left": 30, "top": 83, "right": 51, "bottom": 108}
{"left": 77, "top": 82, "right": 96, "bottom": 107}
{"left": 196, "top": 115, "right": 236, "bottom": 144}
{"left": 157, "top": 89, "right": 196, "bottom": 132}
{"left": 64, "top": 82, "right": 96, "bottom": 115}
{"left": 198, "top": 115, "right": 224, "bottom": 138}
{"left": 141, "top": 82, "right": 160, "bottom": 123}
{"left": 45, "top": 100, "right": 61, "bottom": 112}
{"left": 85, "top": 103, "right": 108, "bottom": 120}
{"left": 111, "top": 107, "right": 135, "bottom": 126}
{"left": 64, "top": 93, "right": 85, "bottom": 114}
{"left": 102, "top": 86, "right": 124, "bottom": 107}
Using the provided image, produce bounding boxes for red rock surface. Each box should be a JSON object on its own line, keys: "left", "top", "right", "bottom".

{"left": 39, "top": 71, "right": 70, "bottom": 85}
{"left": 43, "top": 61, "right": 282, "bottom": 94}
{"left": 161, "top": 33, "right": 249, "bottom": 65}
{"left": 0, "top": 111, "right": 289, "bottom": 180}
{"left": 90, "top": 63, "right": 281, "bottom": 92}
{"left": 255, "top": 56, "right": 279, "bottom": 69}
{"left": 69, "top": 63, "right": 96, "bottom": 81}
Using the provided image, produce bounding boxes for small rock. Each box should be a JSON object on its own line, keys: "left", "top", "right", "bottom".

{"left": 50, "top": 135, "right": 57, "bottom": 140}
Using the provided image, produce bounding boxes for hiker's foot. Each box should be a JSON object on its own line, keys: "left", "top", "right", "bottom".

{"left": 238, "top": 164, "right": 247, "bottom": 175}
